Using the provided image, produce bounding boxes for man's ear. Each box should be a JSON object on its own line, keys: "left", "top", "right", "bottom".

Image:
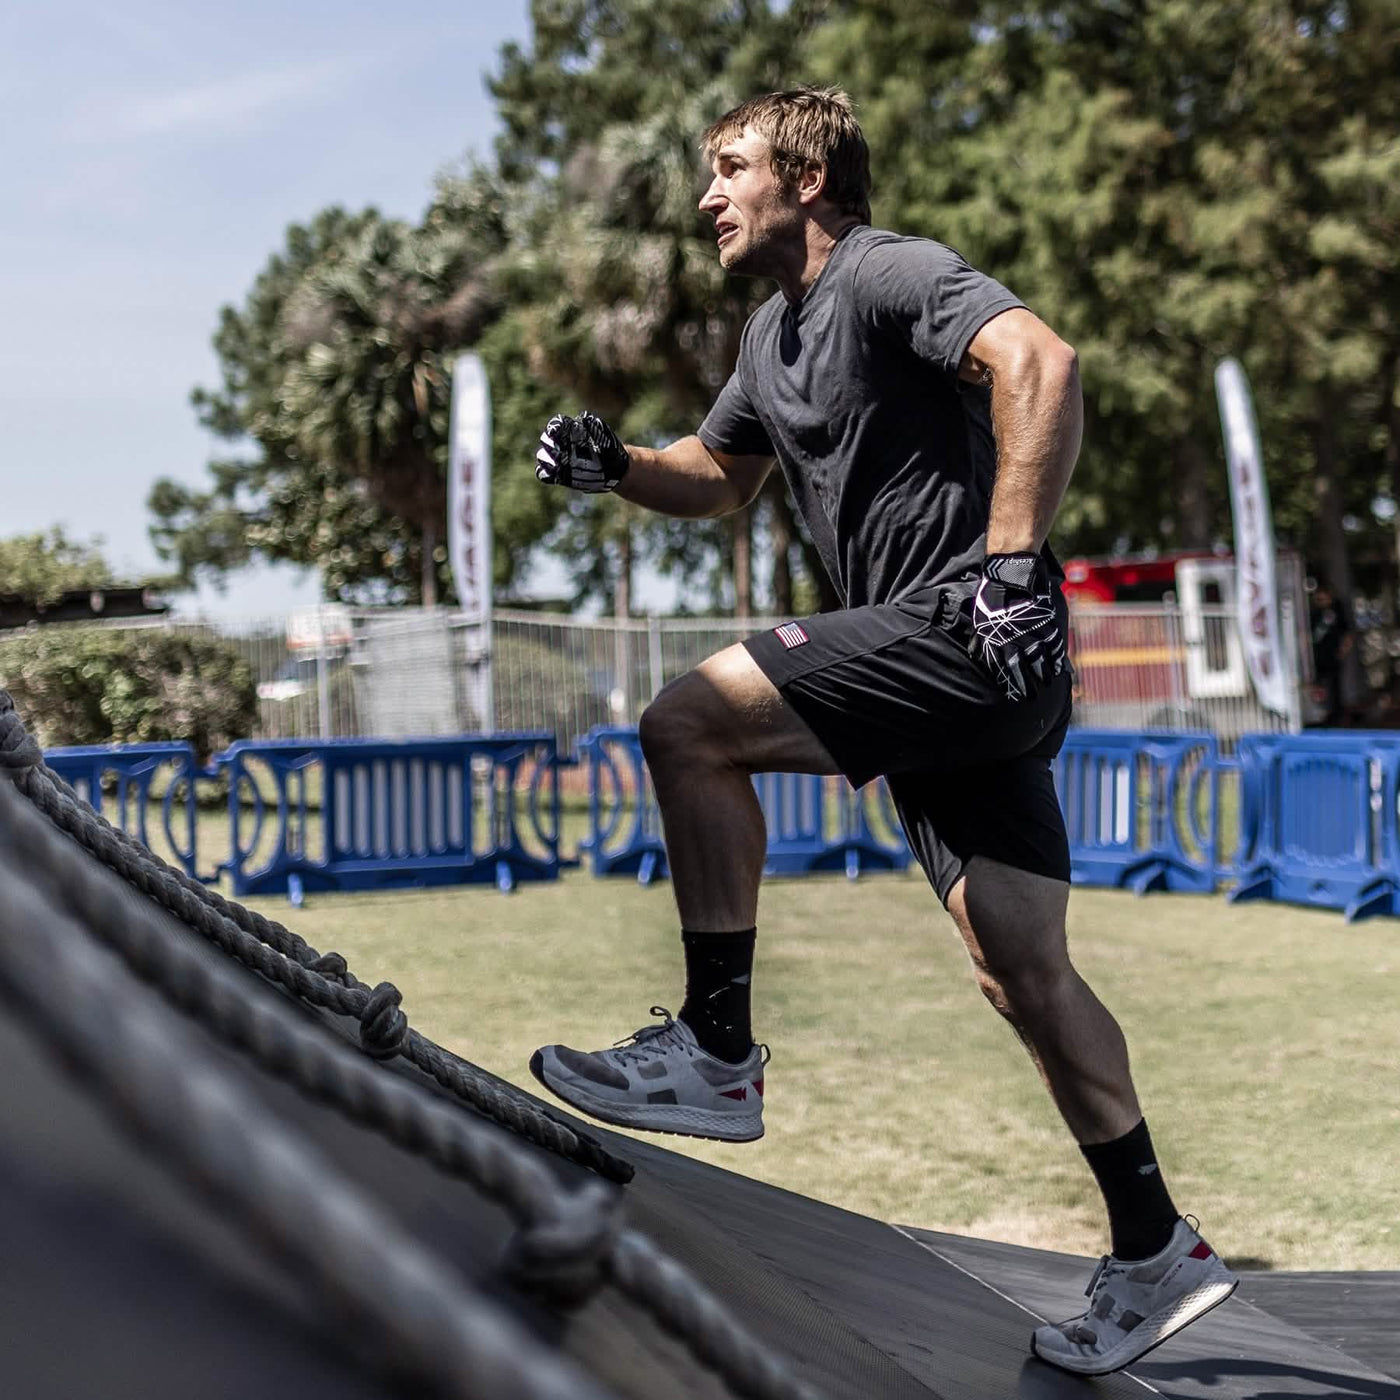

{"left": 796, "top": 160, "right": 827, "bottom": 207}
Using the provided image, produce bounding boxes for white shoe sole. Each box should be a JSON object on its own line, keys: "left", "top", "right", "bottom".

{"left": 530, "top": 1053, "right": 764, "bottom": 1143}
{"left": 1032, "top": 1270, "right": 1238, "bottom": 1376}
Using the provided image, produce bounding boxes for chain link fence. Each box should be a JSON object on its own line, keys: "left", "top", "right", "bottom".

{"left": 1068, "top": 601, "right": 1300, "bottom": 744}
{"left": 8, "top": 599, "right": 1306, "bottom": 752}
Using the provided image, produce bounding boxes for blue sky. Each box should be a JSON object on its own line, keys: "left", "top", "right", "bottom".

{"left": 2, "top": 0, "right": 535, "bottom": 616}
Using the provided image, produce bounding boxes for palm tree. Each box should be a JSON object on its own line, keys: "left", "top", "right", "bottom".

{"left": 281, "top": 191, "right": 501, "bottom": 605}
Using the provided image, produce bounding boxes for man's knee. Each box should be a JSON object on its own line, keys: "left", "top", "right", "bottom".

{"left": 639, "top": 677, "right": 716, "bottom": 771}
{"left": 970, "top": 946, "right": 1072, "bottom": 1025}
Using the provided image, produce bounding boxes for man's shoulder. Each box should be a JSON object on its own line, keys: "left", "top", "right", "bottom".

{"left": 848, "top": 226, "right": 970, "bottom": 275}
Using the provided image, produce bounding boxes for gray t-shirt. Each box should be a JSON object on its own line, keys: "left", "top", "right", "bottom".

{"left": 698, "top": 225, "right": 1025, "bottom": 609}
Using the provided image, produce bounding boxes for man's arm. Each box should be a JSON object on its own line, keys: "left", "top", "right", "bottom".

{"left": 535, "top": 415, "right": 772, "bottom": 517}
{"left": 616, "top": 436, "right": 772, "bottom": 519}
{"left": 959, "top": 307, "right": 1081, "bottom": 701}
{"left": 959, "top": 307, "right": 1082, "bottom": 552}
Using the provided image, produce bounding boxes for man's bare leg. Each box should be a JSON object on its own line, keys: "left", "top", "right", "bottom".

{"left": 947, "top": 856, "right": 1185, "bottom": 1272}
{"left": 946, "top": 857, "right": 1141, "bottom": 1144}
{"left": 638, "top": 643, "right": 840, "bottom": 930}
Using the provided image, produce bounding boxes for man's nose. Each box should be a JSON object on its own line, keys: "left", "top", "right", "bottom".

{"left": 698, "top": 180, "right": 724, "bottom": 213}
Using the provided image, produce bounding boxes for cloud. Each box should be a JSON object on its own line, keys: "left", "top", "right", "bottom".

{"left": 67, "top": 53, "right": 378, "bottom": 142}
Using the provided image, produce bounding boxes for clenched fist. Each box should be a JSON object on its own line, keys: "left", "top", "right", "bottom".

{"left": 534, "top": 411, "right": 630, "bottom": 493}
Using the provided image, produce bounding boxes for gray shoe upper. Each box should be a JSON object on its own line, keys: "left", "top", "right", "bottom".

{"left": 540, "top": 1009, "right": 765, "bottom": 1111}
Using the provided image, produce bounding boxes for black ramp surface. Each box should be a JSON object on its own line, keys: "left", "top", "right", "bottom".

{"left": 908, "top": 1228, "right": 1400, "bottom": 1399}
{"left": 1235, "top": 1275, "right": 1400, "bottom": 1384}
{"left": 0, "top": 993, "right": 407, "bottom": 1400}
{"left": 560, "top": 1128, "right": 1150, "bottom": 1400}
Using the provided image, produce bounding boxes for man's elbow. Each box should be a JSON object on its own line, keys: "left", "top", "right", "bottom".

{"left": 1047, "top": 337, "right": 1078, "bottom": 387}
{"left": 1001, "top": 334, "right": 1077, "bottom": 391}
{"left": 1035, "top": 339, "right": 1080, "bottom": 412}
{"left": 705, "top": 481, "right": 760, "bottom": 519}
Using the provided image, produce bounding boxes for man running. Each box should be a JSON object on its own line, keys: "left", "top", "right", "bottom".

{"left": 528, "top": 87, "right": 1236, "bottom": 1375}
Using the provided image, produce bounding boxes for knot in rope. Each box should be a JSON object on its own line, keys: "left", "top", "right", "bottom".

{"left": 0, "top": 695, "right": 42, "bottom": 770}
{"left": 358, "top": 982, "right": 408, "bottom": 1060}
{"left": 503, "top": 1180, "right": 622, "bottom": 1306}
{"left": 309, "top": 950, "right": 350, "bottom": 984}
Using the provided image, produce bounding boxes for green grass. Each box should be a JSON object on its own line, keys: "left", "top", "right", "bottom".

{"left": 243, "top": 868, "right": 1400, "bottom": 1273}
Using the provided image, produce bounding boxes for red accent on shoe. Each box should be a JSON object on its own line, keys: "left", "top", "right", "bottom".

{"left": 753, "top": 1078, "right": 764, "bottom": 1097}
{"left": 719, "top": 1086, "right": 748, "bottom": 1101}
{"left": 1188, "top": 1241, "right": 1213, "bottom": 1260}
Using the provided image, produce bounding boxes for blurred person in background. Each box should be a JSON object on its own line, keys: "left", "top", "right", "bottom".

{"left": 1308, "top": 583, "right": 1354, "bottom": 727}
{"left": 528, "top": 86, "right": 1236, "bottom": 1376}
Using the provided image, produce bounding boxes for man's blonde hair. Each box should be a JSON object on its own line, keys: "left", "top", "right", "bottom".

{"left": 701, "top": 87, "right": 872, "bottom": 224}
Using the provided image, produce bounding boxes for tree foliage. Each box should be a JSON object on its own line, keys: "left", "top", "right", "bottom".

{"left": 0, "top": 528, "right": 116, "bottom": 606}
{"left": 0, "top": 628, "right": 257, "bottom": 758}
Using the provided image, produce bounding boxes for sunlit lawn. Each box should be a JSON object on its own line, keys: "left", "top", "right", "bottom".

{"left": 245, "top": 866, "right": 1400, "bottom": 1273}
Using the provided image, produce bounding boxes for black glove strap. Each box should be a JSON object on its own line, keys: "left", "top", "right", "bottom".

{"left": 983, "top": 552, "right": 1042, "bottom": 592}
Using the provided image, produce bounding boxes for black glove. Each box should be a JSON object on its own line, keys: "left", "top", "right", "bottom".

{"left": 969, "top": 551, "right": 1067, "bottom": 701}
{"left": 534, "top": 410, "right": 630, "bottom": 493}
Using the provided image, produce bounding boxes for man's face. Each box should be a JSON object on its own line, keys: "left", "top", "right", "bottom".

{"left": 699, "top": 126, "right": 805, "bottom": 276}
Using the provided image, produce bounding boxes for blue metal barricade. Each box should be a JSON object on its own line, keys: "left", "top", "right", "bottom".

{"left": 757, "top": 771, "right": 912, "bottom": 877}
{"left": 44, "top": 742, "right": 203, "bottom": 879}
{"left": 1055, "top": 731, "right": 1218, "bottom": 894}
{"left": 576, "top": 729, "right": 669, "bottom": 883}
{"left": 1229, "top": 732, "right": 1400, "bottom": 920}
{"left": 44, "top": 726, "right": 1400, "bottom": 918}
{"left": 576, "top": 727, "right": 910, "bottom": 883}
{"left": 216, "top": 735, "right": 561, "bottom": 901}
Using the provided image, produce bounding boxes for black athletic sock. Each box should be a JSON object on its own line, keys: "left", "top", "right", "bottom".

{"left": 1080, "top": 1119, "right": 1180, "bottom": 1261}
{"left": 678, "top": 928, "right": 756, "bottom": 1063}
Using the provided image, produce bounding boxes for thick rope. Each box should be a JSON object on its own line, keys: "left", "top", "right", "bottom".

{"left": 0, "top": 704, "right": 43, "bottom": 768}
{"left": 12, "top": 746, "right": 631, "bottom": 1183}
{"left": 0, "top": 849, "right": 618, "bottom": 1400}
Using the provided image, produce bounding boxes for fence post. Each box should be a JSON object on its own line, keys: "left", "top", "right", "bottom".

{"left": 647, "top": 612, "right": 664, "bottom": 702}
{"left": 315, "top": 604, "right": 332, "bottom": 739}
{"left": 613, "top": 621, "right": 631, "bottom": 724}
{"left": 480, "top": 616, "right": 496, "bottom": 735}
{"left": 1279, "top": 592, "right": 1303, "bottom": 733}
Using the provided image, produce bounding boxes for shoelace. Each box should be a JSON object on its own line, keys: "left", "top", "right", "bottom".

{"left": 1083, "top": 1255, "right": 1118, "bottom": 1300}
{"left": 607, "top": 1009, "right": 772, "bottom": 1070}
{"left": 610, "top": 1007, "right": 693, "bottom": 1064}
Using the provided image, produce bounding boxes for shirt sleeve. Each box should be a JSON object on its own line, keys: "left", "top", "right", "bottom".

{"left": 856, "top": 238, "right": 1024, "bottom": 378}
{"left": 698, "top": 361, "right": 774, "bottom": 459}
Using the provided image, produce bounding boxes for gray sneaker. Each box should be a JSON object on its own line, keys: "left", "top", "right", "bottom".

{"left": 1031, "top": 1216, "right": 1238, "bottom": 1375}
{"left": 530, "top": 1007, "right": 767, "bottom": 1142}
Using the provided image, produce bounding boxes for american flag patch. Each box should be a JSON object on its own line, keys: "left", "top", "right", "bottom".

{"left": 775, "top": 622, "right": 809, "bottom": 650}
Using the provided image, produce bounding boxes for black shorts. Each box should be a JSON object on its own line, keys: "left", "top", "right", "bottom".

{"left": 743, "top": 579, "right": 1072, "bottom": 905}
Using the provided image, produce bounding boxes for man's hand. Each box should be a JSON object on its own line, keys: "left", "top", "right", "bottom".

{"left": 969, "top": 552, "right": 1067, "bottom": 701}
{"left": 535, "top": 410, "right": 630, "bottom": 493}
